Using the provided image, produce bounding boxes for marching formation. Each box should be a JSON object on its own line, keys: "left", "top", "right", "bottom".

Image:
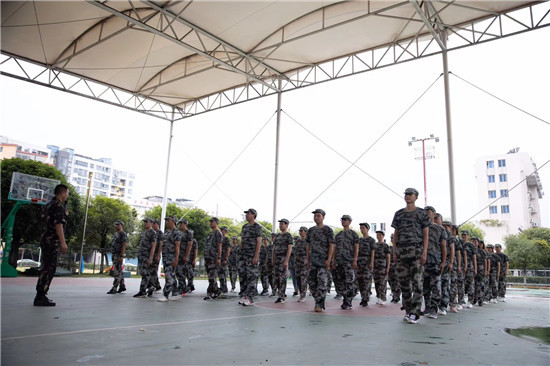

{"left": 34, "top": 184, "right": 510, "bottom": 324}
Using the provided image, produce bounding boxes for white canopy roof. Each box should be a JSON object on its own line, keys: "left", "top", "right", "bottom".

{"left": 2, "top": 1, "right": 548, "bottom": 120}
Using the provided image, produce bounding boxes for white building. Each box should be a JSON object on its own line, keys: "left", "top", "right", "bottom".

{"left": 0, "top": 136, "right": 51, "bottom": 163}
{"left": 474, "top": 149, "right": 544, "bottom": 244}
{"left": 126, "top": 196, "right": 194, "bottom": 217}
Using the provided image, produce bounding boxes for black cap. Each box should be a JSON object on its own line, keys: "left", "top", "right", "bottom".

{"left": 404, "top": 188, "right": 419, "bottom": 196}
{"left": 312, "top": 208, "right": 326, "bottom": 216}
{"left": 142, "top": 217, "right": 153, "bottom": 222}
{"left": 220, "top": 226, "right": 229, "bottom": 231}
{"left": 495, "top": 243, "right": 502, "bottom": 248}
{"left": 209, "top": 217, "right": 220, "bottom": 223}
{"left": 177, "top": 218, "right": 188, "bottom": 225}
{"left": 424, "top": 206, "right": 436, "bottom": 213}
{"left": 299, "top": 226, "right": 308, "bottom": 232}
{"left": 486, "top": 244, "right": 494, "bottom": 248}
{"left": 461, "top": 230, "right": 470, "bottom": 235}
{"left": 278, "top": 218, "right": 289, "bottom": 225}
{"left": 244, "top": 208, "right": 257, "bottom": 216}
{"left": 376, "top": 230, "right": 385, "bottom": 236}
{"left": 114, "top": 220, "right": 124, "bottom": 226}
{"left": 442, "top": 220, "right": 453, "bottom": 227}
{"left": 359, "top": 222, "right": 370, "bottom": 230}
{"left": 340, "top": 214, "right": 352, "bottom": 221}
{"left": 164, "top": 216, "right": 177, "bottom": 222}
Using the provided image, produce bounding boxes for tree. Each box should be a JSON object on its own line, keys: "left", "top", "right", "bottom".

{"left": 85, "top": 196, "right": 137, "bottom": 272}
{"left": 505, "top": 232, "right": 548, "bottom": 285}
{"left": 458, "top": 222, "right": 485, "bottom": 241}
{"left": 1, "top": 158, "right": 83, "bottom": 268}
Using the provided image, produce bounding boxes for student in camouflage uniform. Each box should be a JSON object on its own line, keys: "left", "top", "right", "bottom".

{"left": 204, "top": 217, "right": 223, "bottom": 300}
{"left": 357, "top": 223, "right": 376, "bottom": 307}
{"left": 272, "top": 219, "right": 294, "bottom": 303}
{"left": 259, "top": 236, "right": 270, "bottom": 295}
{"left": 107, "top": 220, "right": 128, "bottom": 294}
{"left": 391, "top": 188, "right": 430, "bottom": 324}
{"left": 388, "top": 243, "right": 401, "bottom": 303}
{"left": 157, "top": 216, "right": 182, "bottom": 302}
{"left": 373, "top": 230, "right": 391, "bottom": 305}
{"left": 473, "top": 238, "right": 487, "bottom": 306}
{"left": 333, "top": 215, "right": 359, "bottom": 309}
{"left": 134, "top": 218, "right": 158, "bottom": 298}
{"left": 461, "top": 231, "right": 477, "bottom": 308}
{"left": 177, "top": 219, "right": 194, "bottom": 295}
{"left": 436, "top": 216, "right": 454, "bottom": 315}
{"left": 238, "top": 209, "right": 263, "bottom": 306}
{"left": 228, "top": 236, "right": 240, "bottom": 293}
{"left": 34, "top": 184, "right": 69, "bottom": 307}
{"left": 486, "top": 244, "right": 501, "bottom": 303}
{"left": 306, "top": 209, "right": 335, "bottom": 313}
{"left": 481, "top": 240, "right": 490, "bottom": 304}
{"left": 218, "top": 226, "right": 232, "bottom": 294}
{"left": 151, "top": 219, "right": 163, "bottom": 292}
{"left": 422, "top": 207, "right": 447, "bottom": 319}
{"left": 454, "top": 225, "right": 465, "bottom": 310}
{"left": 442, "top": 221, "right": 459, "bottom": 313}
{"left": 495, "top": 244, "right": 509, "bottom": 301}
{"left": 294, "top": 228, "right": 309, "bottom": 302}
{"left": 265, "top": 235, "right": 276, "bottom": 296}
{"left": 187, "top": 238, "right": 198, "bottom": 293}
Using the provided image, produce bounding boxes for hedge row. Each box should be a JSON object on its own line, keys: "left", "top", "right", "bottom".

{"left": 507, "top": 275, "right": 550, "bottom": 285}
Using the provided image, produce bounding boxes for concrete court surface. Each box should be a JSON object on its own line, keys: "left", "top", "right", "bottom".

{"left": 1, "top": 276, "right": 549, "bottom": 366}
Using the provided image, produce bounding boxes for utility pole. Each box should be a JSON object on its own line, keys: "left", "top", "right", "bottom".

{"left": 408, "top": 134, "right": 439, "bottom": 207}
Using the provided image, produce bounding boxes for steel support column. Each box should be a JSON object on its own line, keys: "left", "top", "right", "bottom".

{"left": 272, "top": 78, "right": 283, "bottom": 232}
{"left": 160, "top": 117, "right": 175, "bottom": 231}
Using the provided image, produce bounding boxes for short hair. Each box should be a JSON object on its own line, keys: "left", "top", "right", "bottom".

{"left": 54, "top": 184, "right": 69, "bottom": 195}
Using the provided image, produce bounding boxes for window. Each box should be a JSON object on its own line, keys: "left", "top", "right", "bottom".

{"left": 371, "top": 223, "right": 377, "bottom": 232}
{"left": 380, "top": 223, "right": 386, "bottom": 231}
{"left": 498, "top": 159, "right": 506, "bottom": 167}
{"left": 501, "top": 205, "right": 510, "bottom": 214}
{"left": 488, "top": 190, "right": 497, "bottom": 199}
{"left": 488, "top": 175, "right": 495, "bottom": 183}
{"left": 489, "top": 206, "right": 497, "bottom": 214}
{"left": 500, "top": 189, "right": 508, "bottom": 197}
{"left": 499, "top": 174, "right": 507, "bottom": 182}
{"left": 486, "top": 160, "right": 494, "bottom": 168}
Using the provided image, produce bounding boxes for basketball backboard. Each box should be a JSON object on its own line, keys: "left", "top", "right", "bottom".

{"left": 8, "top": 172, "right": 60, "bottom": 204}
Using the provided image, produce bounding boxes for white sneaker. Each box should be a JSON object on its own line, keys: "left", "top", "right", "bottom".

{"left": 456, "top": 304, "right": 464, "bottom": 310}
{"left": 500, "top": 297, "right": 506, "bottom": 302}
{"left": 438, "top": 309, "right": 447, "bottom": 316}
{"left": 157, "top": 296, "right": 169, "bottom": 302}
{"left": 297, "top": 296, "right": 305, "bottom": 303}
{"left": 169, "top": 295, "right": 180, "bottom": 301}
{"left": 427, "top": 312, "right": 438, "bottom": 319}
{"left": 378, "top": 299, "right": 386, "bottom": 305}
{"left": 242, "top": 297, "right": 253, "bottom": 306}
{"left": 403, "top": 314, "right": 410, "bottom": 322}
{"left": 483, "top": 301, "right": 488, "bottom": 305}
{"left": 466, "top": 302, "right": 473, "bottom": 308}
{"left": 238, "top": 297, "right": 244, "bottom": 305}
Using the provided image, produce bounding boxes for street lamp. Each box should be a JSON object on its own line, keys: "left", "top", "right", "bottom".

{"left": 408, "top": 134, "right": 439, "bottom": 207}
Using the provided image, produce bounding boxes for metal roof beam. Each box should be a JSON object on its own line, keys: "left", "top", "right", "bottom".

{"left": 409, "top": 0, "right": 446, "bottom": 50}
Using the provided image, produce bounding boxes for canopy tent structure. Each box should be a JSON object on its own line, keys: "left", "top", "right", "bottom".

{"left": 2, "top": 0, "right": 549, "bottom": 229}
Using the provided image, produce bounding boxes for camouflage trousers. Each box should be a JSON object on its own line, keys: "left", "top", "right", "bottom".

{"left": 273, "top": 256, "right": 289, "bottom": 298}
{"left": 36, "top": 238, "right": 59, "bottom": 297}
{"left": 449, "top": 267, "right": 458, "bottom": 307}
{"left": 355, "top": 260, "right": 373, "bottom": 302}
{"left": 229, "top": 265, "right": 238, "bottom": 290}
{"left": 474, "top": 272, "right": 485, "bottom": 304}
{"left": 295, "top": 261, "right": 308, "bottom": 297}
{"left": 388, "top": 264, "right": 401, "bottom": 301}
{"left": 308, "top": 265, "right": 329, "bottom": 308}
{"left": 138, "top": 257, "right": 154, "bottom": 293}
{"left": 162, "top": 262, "right": 177, "bottom": 297}
{"left": 259, "top": 266, "right": 270, "bottom": 293}
{"left": 185, "top": 262, "right": 195, "bottom": 290}
{"left": 205, "top": 259, "right": 220, "bottom": 297}
{"left": 218, "top": 264, "right": 228, "bottom": 293}
{"left": 483, "top": 276, "right": 490, "bottom": 301}
{"left": 111, "top": 253, "right": 125, "bottom": 290}
{"left": 440, "top": 271, "right": 451, "bottom": 308}
{"left": 488, "top": 271, "right": 498, "bottom": 300}
{"left": 423, "top": 266, "right": 441, "bottom": 313}
{"left": 335, "top": 263, "right": 356, "bottom": 302}
{"left": 149, "top": 262, "right": 160, "bottom": 290}
{"left": 373, "top": 265, "right": 388, "bottom": 301}
{"left": 175, "top": 262, "right": 188, "bottom": 294}
{"left": 238, "top": 258, "right": 259, "bottom": 299}
{"left": 457, "top": 270, "right": 465, "bottom": 304}
{"left": 464, "top": 266, "right": 475, "bottom": 302}
{"left": 396, "top": 246, "right": 424, "bottom": 316}
{"left": 266, "top": 264, "right": 275, "bottom": 295}
{"left": 332, "top": 264, "right": 344, "bottom": 296}
{"left": 498, "top": 274, "right": 507, "bottom": 298}
{"left": 327, "top": 269, "right": 333, "bottom": 294}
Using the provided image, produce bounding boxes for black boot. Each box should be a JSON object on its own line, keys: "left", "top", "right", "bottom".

{"left": 34, "top": 294, "right": 55, "bottom": 306}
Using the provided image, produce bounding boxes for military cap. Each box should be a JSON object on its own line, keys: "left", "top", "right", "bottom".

{"left": 461, "top": 230, "right": 470, "bottom": 235}
{"left": 164, "top": 216, "right": 177, "bottom": 222}
{"left": 152, "top": 219, "right": 160, "bottom": 225}
{"left": 404, "top": 188, "right": 419, "bottom": 196}
{"left": 376, "top": 230, "right": 385, "bottom": 236}
{"left": 299, "top": 226, "right": 308, "bottom": 232}
{"left": 495, "top": 243, "right": 502, "bottom": 248}
{"left": 244, "top": 208, "right": 257, "bottom": 216}
{"left": 472, "top": 237, "right": 479, "bottom": 241}
{"left": 340, "top": 214, "right": 352, "bottom": 221}
{"left": 262, "top": 235, "right": 269, "bottom": 240}
{"left": 278, "top": 218, "right": 289, "bottom": 225}
{"left": 435, "top": 213, "right": 443, "bottom": 219}
{"left": 232, "top": 236, "right": 238, "bottom": 240}
{"left": 220, "top": 226, "right": 229, "bottom": 231}
{"left": 142, "top": 217, "right": 153, "bottom": 222}
{"left": 114, "top": 220, "right": 124, "bottom": 226}
{"left": 209, "top": 217, "right": 220, "bottom": 223}
{"left": 424, "top": 206, "right": 436, "bottom": 213}
{"left": 442, "top": 220, "right": 453, "bottom": 227}
{"left": 359, "top": 222, "right": 370, "bottom": 229}
{"left": 486, "top": 244, "right": 494, "bottom": 248}
{"left": 177, "top": 218, "right": 188, "bottom": 225}
{"left": 312, "top": 208, "right": 326, "bottom": 216}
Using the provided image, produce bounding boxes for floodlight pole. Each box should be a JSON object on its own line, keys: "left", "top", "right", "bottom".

{"left": 79, "top": 171, "right": 93, "bottom": 274}
{"left": 408, "top": 135, "right": 438, "bottom": 207}
{"left": 272, "top": 78, "right": 283, "bottom": 232}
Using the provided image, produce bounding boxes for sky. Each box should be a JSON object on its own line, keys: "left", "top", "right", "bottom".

{"left": 1, "top": 27, "right": 549, "bottom": 234}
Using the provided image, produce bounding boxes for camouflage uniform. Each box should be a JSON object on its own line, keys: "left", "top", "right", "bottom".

{"left": 205, "top": 229, "right": 223, "bottom": 297}
{"left": 138, "top": 228, "right": 158, "bottom": 293}
{"left": 265, "top": 242, "right": 275, "bottom": 295}
{"left": 228, "top": 243, "right": 240, "bottom": 291}
{"left": 423, "top": 223, "right": 446, "bottom": 315}
{"left": 218, "top": 235, "right": 231, "bottom": 293}
{"left": 35, "top": 197, "right": 67, "bottom": 299}
{"left": 176, "top": 229, "right": 194, "bottom": 294}
{"left": 373, "top": 241, "right": 391, "bottom": 302}
{"left": 488, "top": 252, "right": 500, "bottom": 301}
{"left": 391, "top": 207, "right": 431, "bottom": 317}
{"left": 474, "top": 248, "right": 486, "bottom": 305}
{"left": 497, "top": 252, "right": 509, "bottom": 298}
{"left": 388, "top": 245, "right": 401, "bottom": 302}
{"left": 186, "top": 238, "right": 198, "bottom": 292}
{"left": 439, "top": 228, "right": 453, "bottom": 310}
{"left": 356, "top": 236, "right": 375, "bottom": 304}
{"left": 110, "top": 230, "right": 128, "bottom": 292}
{"left": 294, "top": 237, "right": 308, "bottom": 298}
{"left": 259, "top": 243, "right": 270, "bottom": 294}
{"left": 273, "top": 232, "right": 294, "bottom": 299}
{"left": 150, "top": 228, "right": 163, "bottom": 291}
{"left": 162, "top": 228, "right": 182, "bottom": 297}
{"left": 446, "top": 233, "right": 459, "bottom": 308}
{"left": 334, "top": 229, "right": 359, "bottom": 306}
{"left": 463, "top": 241, "right": 477, "bottom": 304}
{"left": 455, "top": 239, "right": 466, "bottom": 304}
{"left": 239, "top": 222, "right": 263, "bottom": 300}
{"left": 307, "top": 225, "right": 335, "bottom": 309}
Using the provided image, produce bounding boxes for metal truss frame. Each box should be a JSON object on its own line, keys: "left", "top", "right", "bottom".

{"left": 1, "top": 1, "right": 548, "bottom": 122}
